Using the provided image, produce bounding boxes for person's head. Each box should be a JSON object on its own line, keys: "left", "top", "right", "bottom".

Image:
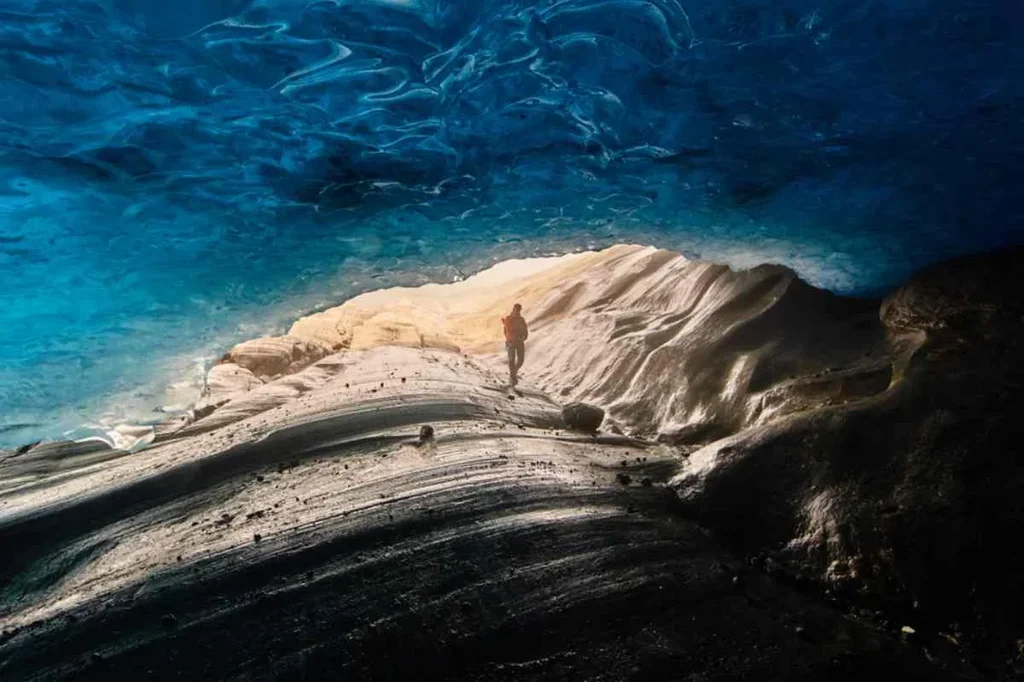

{"left": 512, "top": 303, "right": 522, "bottom": 315}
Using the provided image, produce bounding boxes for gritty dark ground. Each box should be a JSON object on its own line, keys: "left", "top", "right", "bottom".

{"left": 0, "top": 421, "right": 957, "bottom": 682}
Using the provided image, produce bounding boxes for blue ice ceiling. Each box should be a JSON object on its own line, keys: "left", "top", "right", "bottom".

{"left": 1, "top": 0, "right": 1022, "bottom": 444}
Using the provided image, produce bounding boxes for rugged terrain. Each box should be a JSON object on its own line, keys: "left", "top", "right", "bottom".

{"left": 1, "top": 245, "right": 1020, "bottom": 680}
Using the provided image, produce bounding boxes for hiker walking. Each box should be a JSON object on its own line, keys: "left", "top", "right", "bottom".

{"left": 501, "top": 303, "right": 528, "bottom": 386}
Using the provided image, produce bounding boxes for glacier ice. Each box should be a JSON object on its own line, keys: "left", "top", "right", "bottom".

{"left": 0, "top": 0, "right": 1022, "bottom": 444}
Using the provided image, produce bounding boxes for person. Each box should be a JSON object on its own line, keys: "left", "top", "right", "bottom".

{"left": 501, "top": 303, "right": 528, "bottom": 386}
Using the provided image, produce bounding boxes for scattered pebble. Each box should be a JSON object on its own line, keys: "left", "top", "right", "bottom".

{"left": 254, "top": 534, "right": 262, "bottom": 543}
{"left": 616, "top": 473, "right": 632, "bottom": 486}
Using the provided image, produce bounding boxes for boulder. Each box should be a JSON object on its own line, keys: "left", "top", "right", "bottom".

{"left": 222, "top": 335, "right": 332, "bottom": 380}
{"left": 561, "top": 402, "right": 605, "bottom": 432}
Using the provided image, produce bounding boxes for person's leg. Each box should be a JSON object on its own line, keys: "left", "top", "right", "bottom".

{"left": 515, "top": 341, "right": 525, "bottom": 371}
{"left": 506, "top": 342, "right": 517, "bottom": 384}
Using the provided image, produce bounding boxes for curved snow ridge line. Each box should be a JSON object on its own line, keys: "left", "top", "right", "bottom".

{"left": 0, "top": 397, "right": 529, "bottom": 530}
{"left": 0, "top": 346, "right": 540, "bottom": 517}
{"left": 0, "top": 411, "right": 669, "bottom": 629}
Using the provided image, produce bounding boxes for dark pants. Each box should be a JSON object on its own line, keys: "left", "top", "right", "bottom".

{"left": 506, "top": 340, "right": 525, "bottom": 383}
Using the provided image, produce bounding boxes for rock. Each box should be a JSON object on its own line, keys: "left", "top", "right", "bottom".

{"left": 673, "top": 247, "right": 1024, "bottom": 658}
{"left": 616, "top": 473, "right": 632, "bottom": 486}
{"left": 222, "top": 335, "right": 332, "bottom": 380}
{"left": 419, "top": 424, "right": 435, "bottom": 442}
{"left": 254, "top": 534, "right": 262, "bottom": 543}
{"left": 561, "top": 402, "right": 604, "bottom": 432}
{"left": 160, "top": 614, "right": 177, "bottom": 630}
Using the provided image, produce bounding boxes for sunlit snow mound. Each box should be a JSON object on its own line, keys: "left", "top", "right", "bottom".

{"left": 183, "top": 244, "right": 887, "bottom": 446}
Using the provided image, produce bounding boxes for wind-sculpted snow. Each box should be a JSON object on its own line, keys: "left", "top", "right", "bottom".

{"left": 1, "top": 0, "right": 1022, "bottom": 444}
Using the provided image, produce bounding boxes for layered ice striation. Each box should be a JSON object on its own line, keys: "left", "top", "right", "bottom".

{"left": 1, "top": 0, "right": 1022, "bottom": 445}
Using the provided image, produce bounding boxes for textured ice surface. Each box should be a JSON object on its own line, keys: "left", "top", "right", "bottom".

{"left": 1, "top": 0, "right": 1022, "bottom": 444}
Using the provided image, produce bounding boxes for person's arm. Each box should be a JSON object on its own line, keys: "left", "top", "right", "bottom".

{"left": 521, "top": 319, "right": 529, "bottom": 341}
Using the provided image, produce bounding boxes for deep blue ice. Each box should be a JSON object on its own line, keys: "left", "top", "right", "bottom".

{"left": 1, "top": 0, "right": 1022, "bottom": 445}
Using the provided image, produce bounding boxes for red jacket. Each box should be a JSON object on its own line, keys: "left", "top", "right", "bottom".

{"left": 502, "top": 313, "right": 528, "bottom": 343}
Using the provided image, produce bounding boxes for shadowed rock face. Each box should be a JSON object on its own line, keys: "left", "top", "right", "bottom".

{"left": 1, "top": 246, "right": 1020, "bottom": 680}
{"left": 674, "top": 247, "right": 1024, "bottom": 678}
